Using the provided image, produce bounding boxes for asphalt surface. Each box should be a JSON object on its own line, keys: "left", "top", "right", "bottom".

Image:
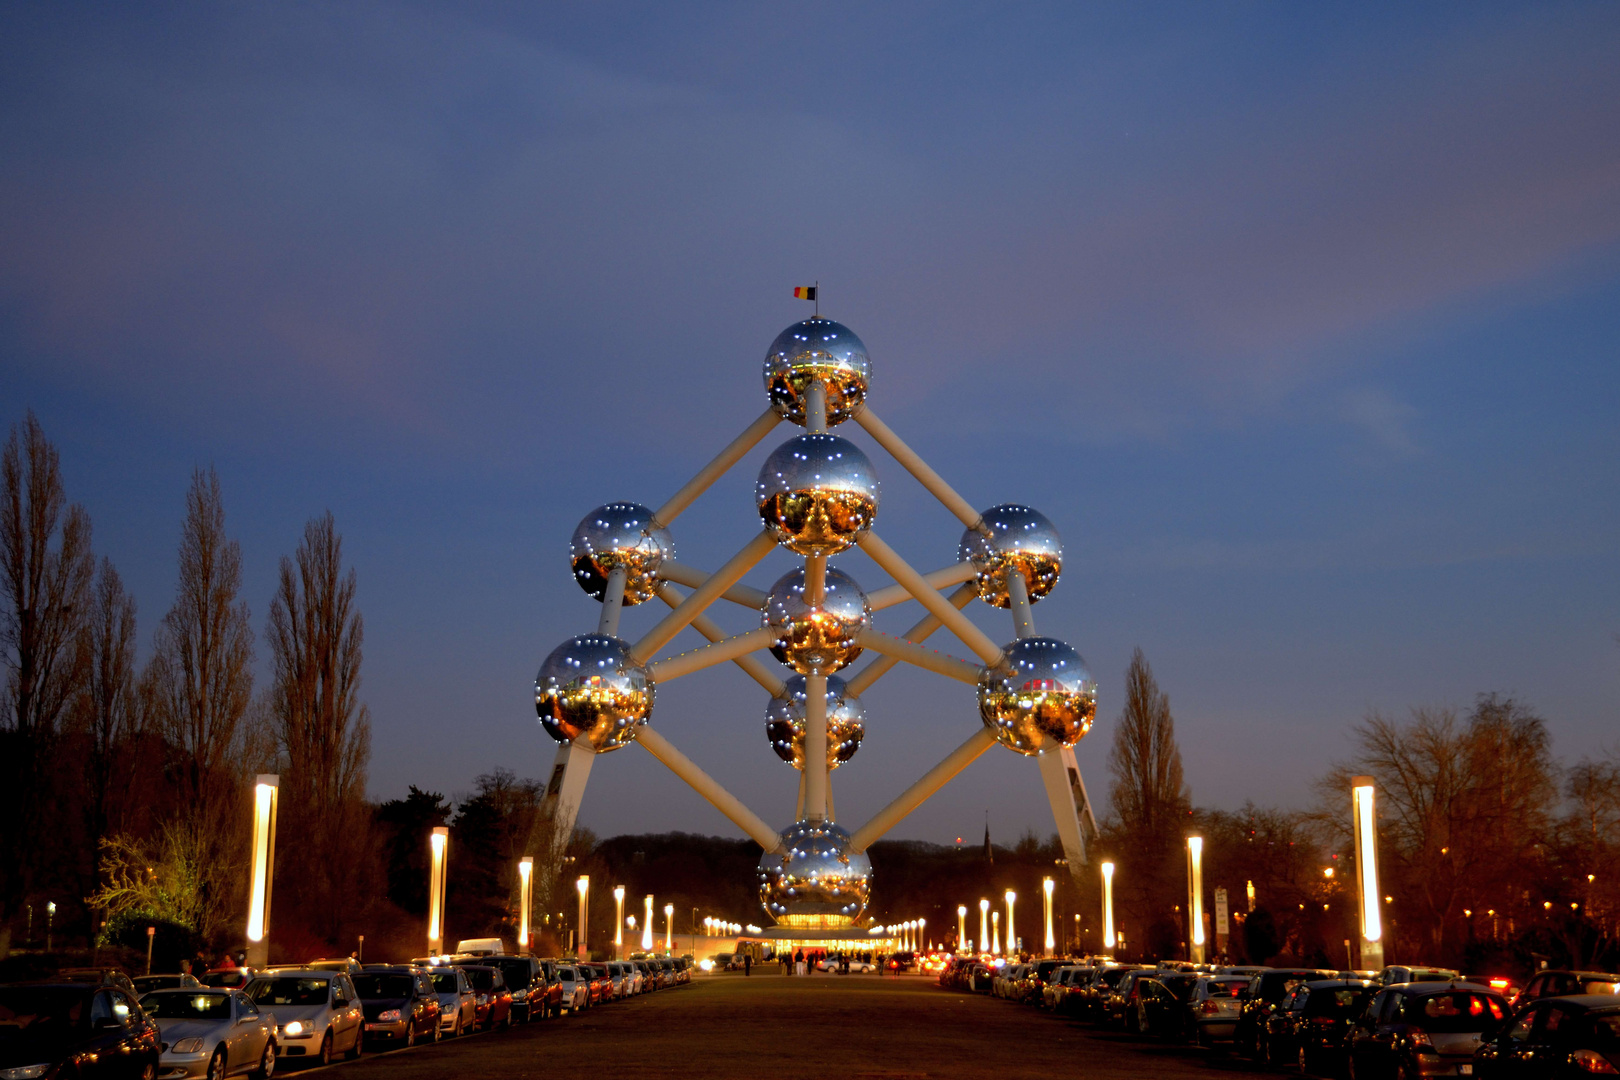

{"left": 309, "top": 973, "right": 1280, "bottom": 1080}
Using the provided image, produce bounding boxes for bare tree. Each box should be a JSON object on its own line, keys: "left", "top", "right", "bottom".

{"left": 0, "top": 412, "right": 94, "bottom": 953}
{"left": 73, "top": 559, "right": 141, "bottom": 881}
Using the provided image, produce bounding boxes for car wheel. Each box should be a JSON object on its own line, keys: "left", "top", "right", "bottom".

{"left": 431, "top": 1019, "right": 441, "bottom": 1043}
{"left": 206, "top": 1048, "right": 227, "bottom": 1080}
{"left": 139, "top": 1065, "right": 157, "bottom": 1080}
{"left": 317, "top": 1033, "right": 333, "bottom": 1067}
{"left": 1297, "top": 1044, "right": 1312, "bottom": 1074}
{"left": 254, "top": 1041, "right": 275, "bottom": 1080}
{"left": 404, "top": 1023, "right": 416, "bottom": 1049}
{"left": 453, "top": 1016, "right": 462, "bottom": 1038}
{"left": 345, "top": 1028, "right": 363, "bottom": 1060}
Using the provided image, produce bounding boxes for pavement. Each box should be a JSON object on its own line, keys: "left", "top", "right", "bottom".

{"left": 320, "top": 973, "right": 1279, "bottom": 1080}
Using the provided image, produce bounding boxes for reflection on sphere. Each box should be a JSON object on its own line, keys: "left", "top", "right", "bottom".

{"left": 534, "top": 634, "right": 654, "bottom": 753}
{"left": 765, "top": 675, "right": 866, "bottom": 769}
{"left": 959, "top": 504, "right": 1062, "bottom": 608}
{"left": 977, "top": 637, "right": 1095, "bottom": 756}
{"left": 756, "top": 434, "right": 879, "bottom": 555}
{"left": 761, "top": 566, "right": 870, "bottom": 675}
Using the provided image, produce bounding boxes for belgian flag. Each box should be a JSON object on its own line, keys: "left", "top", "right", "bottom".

{"left": 792, "top": 285, "right": 817, "bottom": 301}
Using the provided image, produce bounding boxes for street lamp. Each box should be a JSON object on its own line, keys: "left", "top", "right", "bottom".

{"left": 957, "top": 905, "right": 968, "bottom": 950}
{"left": 991, "top": 911, "right": 1001, "bottom": 955}
{"left": 919, "top": 917, "right": 926, "bottom": 951}
{"left": 642, "top": 895, "right": 654, "bottom": 952}
{"left": 245, "top": 774, "right": 279, "bottom": 967}
{"left": 979, "top": 898, "right": 990, "bottom": 955}
{"left": 1351, "top": 777, "right": 1384, "bottom": 969}
{"left": 613, "top": 886, "right": 625, "bottom": 958}
{"left": 1101, "top": 861, "right": 1115, "bottom": 957}
{"left": 1042, "top": 878, "right": 1055, "bottom": 957}
{"left": 518, "top": 857, "right": 533, "bottom": 954}
{"left": 46, "top": 902, "right": 55, "bottom": 953}
{"left": 575, "top": 876, "right": 589, "bottom": 958}
{"left": 1005, "top": 890, "right": 1017, "bottom": 955}
{"left": 1187, "top": 836, "right": 1205, "bottom": 963}
{"left": 427, "top": 827, "right": 449, "bottom": 955}
{"left": 664, "top": 903, "right": 674, "bottom": 952}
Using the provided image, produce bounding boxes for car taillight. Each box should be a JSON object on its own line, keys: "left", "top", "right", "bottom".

{"left": 1573, "top": 1050, "right": 1619, "bottom": 1075}
{"left": 1201, "top": 1002, "right": 1219, "bottom": 1015}
{"left": 1407, "top": 1032, "right": 1436, "bottom": 1053}
{"left": 1312, "top": 1017, "right": 1336, "bottom": 1027}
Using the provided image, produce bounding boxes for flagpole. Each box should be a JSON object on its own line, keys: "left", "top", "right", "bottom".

{"left": 815, "top": 279, "right": 820, "bottom": 317}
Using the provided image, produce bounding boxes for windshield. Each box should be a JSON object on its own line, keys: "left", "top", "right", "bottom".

{"left": 0, "top": 987, "right": 89, "bottom": 1032}
{"left": 1203, "top": 979, "right": 1246, "bottom": 998}
{"left": 490, "top": 960, "right": 531, "bottom": 989}
{"left": 352, "top": 976, "right": 414, "bottom": 1000}
{"left": 462, "top": 970, "right": 495, "bottom": 991}
{"left": 430, "top": 973, "right": 461, "bottom": 994}
{"left": 1589, "top": 1011, "right": 1620, "bottom": 1047}
{"left": 141, "top": 993, "right": 232, "bottom": 1020}
{"left": 247, "top": 978, "right": 329, "bottom": 1006}
{"left": 1581, "top": 980, "right": 1620, "bottom": 996}
{"left": 1402, "top": 992, "right": 1506, "bottom": 1033}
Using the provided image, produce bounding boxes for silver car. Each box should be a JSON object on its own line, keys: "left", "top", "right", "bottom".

{"left": 1189, "top": 975, "right": 1251, "bottom": 1044}
{"left": 427, "top": 967, "right": 476, "bottom": 1036}
{"left": 142, "top": 989, "right": 275, "bottom": 1080}
{"left": 554, "top": 966, "right": 589, "bottom": 1013}
{"left": 244, "top": 971, "right": 364, "bottom": 1066}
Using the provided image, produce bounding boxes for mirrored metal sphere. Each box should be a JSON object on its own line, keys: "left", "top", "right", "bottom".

{"left": 977, "top": 637, "right": 1096, "bottom": 756}
{"left": 534, "top": 634, "right": 654, "bottom": 753}
{"left": 757, "top": 820, "right": 873, "bottom": 928}
{"left": 765, "top": 675, "right": 866, "bottom": 770}
{"left": 761, "top": 567, "right": 870, "bottom": 675}
{"left": 570, "top": 502, "right": 673, "bottom": 606}
{"left": 763, "top": 317, "right": 871, "bottom": 427}
{"left": 959, "top": 504, "right": 1062, "bottom": 608}
{"left": 756, "top": 434, "right": 880, "bottom": 555}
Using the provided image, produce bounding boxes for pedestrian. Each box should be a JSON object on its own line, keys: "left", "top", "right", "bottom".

{"left": 217, "top": 951, "right": 236, "bottom": 970}
{"left": 781, "top": 952, "right": 790, "bottom": 975}
{"left": 744, "top": 953, "right": 752, "bottom": 977}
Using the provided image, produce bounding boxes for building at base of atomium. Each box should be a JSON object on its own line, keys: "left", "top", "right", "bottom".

{"left": 532, "top": 311, "right": 1102, "bottom": 952}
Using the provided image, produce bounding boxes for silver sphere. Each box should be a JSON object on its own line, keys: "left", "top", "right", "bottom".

{"left": 757, "top": 819, "right": 873, "bottom": 928}
{"left": 534, "top": 634, "right": 654, "bottom": 753}
{"left": 761, "top": 567, "right": 870, "bottom": 675}
{"left": 763, "top": 317, "right": 871, "bottom": 427}
{"left": 570, "top": 502, "right": 672, "bottom": 606}
{"left": 959, "top": 504, "right": 1062, "bottom": 608}
{"left": 765, "top": 675, "right": 866, "bottom": 770}
{"left": 977, "top": 637, "right": 1096, "bottom": 756}
{"left": 756, "top": 434, "right": 880, "bottom": 555}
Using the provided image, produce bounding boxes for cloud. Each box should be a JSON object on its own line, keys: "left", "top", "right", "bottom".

{"left": 1339, "top": 387, "right": 1421, "bottom": 458}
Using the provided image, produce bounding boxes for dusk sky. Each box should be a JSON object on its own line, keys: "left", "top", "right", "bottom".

{"left": 4, "top": 2, "right": 1618, "bottom": 846}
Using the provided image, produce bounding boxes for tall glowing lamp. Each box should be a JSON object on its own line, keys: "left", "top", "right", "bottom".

{"left": 979, "top": 898, "right": 990, "bottom": 955}
{"left": 518, "top": 857, "right": 533, "bottom": 954}
{"left": 245, "top": 774, "right": 278, "bottom": 968}
{"left": 1042, "top": 877, "right": 1055, "bottom": 957}
{"left": 1187, "top": 836, "right": 1205, "bottom": 963}
{"left": 642, "top": 895, "right": 654, "bottom": 952}
{"left": 613, "top": 886, "right": 626, "bottom": 958}
{"left": 576, "top": 876, "right": 590, "bottom": 958}
{"left": 957, "top": 904, "right": 968, "bottom": 950}
{"left": 1351, "top": 777, "right": 1384, "bottom": 969}
{"left": 427, "top": 826, "right": 449, "bottom": 955}
{"left": 1101, "top": 861, "right": 1116, "bottom": 957}
{"left": 1005, "top": 890, "right": 1017, "bottom": 954}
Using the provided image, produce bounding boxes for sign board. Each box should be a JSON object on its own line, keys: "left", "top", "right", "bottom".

{"left": 1214, "top": 887, "right": 1230, "bottom": 956}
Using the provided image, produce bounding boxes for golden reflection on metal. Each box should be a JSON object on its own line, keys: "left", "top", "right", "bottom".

{"left": 765, "top": 674, "right": 865, "bottom": 769}
{"left": 570, "top": 502, "right": 673, "bottom": 606}
{"left": 535, "top": 634, "right": 654, "bottom": 752}
{"left": 959, "top": 504, "right": 1062, "bottom": 608}
{"left": 763, "top": 317, "right": 870, "bottom": 427}
{"left": 756, "top": 434, "right": 879, "bottom": 555}
{"left": 977, "top": 638, "right": 1097, "bottom": 756}
{"left": 762, "top": 567, "right": 870, "bottom": 675}
{"left": 757, "top": 820, "right": 872, "bottom": 928}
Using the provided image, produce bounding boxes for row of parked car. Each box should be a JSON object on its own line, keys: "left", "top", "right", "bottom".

{"left": 0, "top": 952, "right": 695, "bottom": 1080}
{"left": 939, "top": 954, "right": 1620, "bottom": 1077}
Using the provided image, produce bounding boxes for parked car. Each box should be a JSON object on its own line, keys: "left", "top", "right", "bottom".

{"left": 1376, "top": 965, "right": 1461, "bottom": 987}
{"left": 353, "top": 967, "right": 440, "bottom": 1049}
{"left": 244, "top": 970, "right": 365, "bottom": 1066}
{"left": 531, "top": 960, "right": 565, "bottom": 1017}
{"left": 1512, "top": 971, "right": 1620, "bottom": 1008}
{"left": 1077, "top": 965, "right": 1139, "bottom": 1022}
{"left": 1475, "top": 993, "right": 1620, "bottom": 1078}
{"left": 300, "top": 959, "right": 363, "bottom": 978}
{"left": 197, "top": 971, "right": 255, "bottom": 991}
{"left": 1236, "top": 968, "right": 1336, "bottom": 1059}
{"left": 1187, "top": 975, "right": 1251, "bottom": 1045}
{"left": 426, "top": 968, "right": 475, "bottom": 1037}
{"left": 132, "top": 975, "right": 202, "bottom": 995}
{"left": 1135, "top": 973, "right": 1198, "bottom": 1040}
{"left": 141, "top": 987, "right": 275, "bottom": 1080}
{"left": 554, "top": 966, "right": 589, "bottom": 1013}
{"left": 1261, "top": 979, "right": 1373, "bottom": 1072}
{"left": 1348, "top": 981, "right": 1509, "bottom": 1080}
{"left": 56, "top": 968, "right": 140, "bottom": 999}
{"left": 478, "top": 956, "right": 544, "bottom": 1022}
{"left": 0, "top": 982, "right": 161, "bottom": 1080}
{"left": 457, "top": 966, "right": 512, "bottom": 1031}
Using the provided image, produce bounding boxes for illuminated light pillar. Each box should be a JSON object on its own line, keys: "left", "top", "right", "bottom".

{"left": 1187, "top": 836, "right": 1205, "bottom": 964}
{"left": 427, "top": 826, "right": 449, "bottom": 955}
{"left": 1005, "top": 890, "right": 1017, "bottom": 955}
{"left": 919, "top": 917, "right": 926, "bottom": 951}
{"left": 518, "top": 857, "right": 533, "bottom": 954}
{"left": 664, "top": 903, "right": 674, "bottom": 952}
{"left": 979, "top": 898, "right": 990, "bottom": 954}
{"left": 642, "top": 895, "right": 654, "bottom": 952}
{"left": 575, "top": 876, "right": 589, "bottom": 959}
{"left": 1101, "top": 861, "right": 1116, "bottom": 957}
{"left": 613, "top": 887, "right": 626, "bottom": 959}
{"left": 244, "top": 775, "right": 278, "bottom": 968}
{"left": 991, "top": 911, "right": 1001, "bottom": 955}
{"left": 1352, "top": 777, "right": 1385, "bottom": 969}
{"left": 957, "top": 905, "right": 968, "bottom": 950}
{"left": 1042, "top": 878, "right": 1056, "bottom": 957}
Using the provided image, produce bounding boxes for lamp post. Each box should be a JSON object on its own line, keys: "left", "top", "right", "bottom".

{"left": 427, "top": 826, "right": 449, "bottom": 955}
{"left": 642, "top": 895, "right": 654, "bottom": 952}
{"left": 613, "top": 886, "right": 626, "bottom": 959}
{"left": 245, "top": 774, "right": 279, "bottom": 967}
{"left": 1005, "top": 890, "right": 1017, "bottom": 955}
{"left": 1101, "top": 861, "right": 1115, "bottom": 957}
{"left": 920, "top": 917, "right": 927, "bottom": 951}
{"left": 1042, "top": 878, "right": 1055, "bottom": 957}
{"left": 46, "top": 902, "right": 55, "bottom": 952}
{"left": 979, "top": 898, "right": 990, "bottom": 955}
{"left": 1351, "top": 777, "right": 1385, "bottom": 969}
{"left": 518, "top": 857, "right": 533, "bottom": 954}
{"left": 1187, "top": 836, "right": 1205, "bottom": 963}
{"left": 991, "top": 911, "right": 1001, "bottom": 955}
{"left": 957, "top": 905, "right": 968, "bottom": 950}
{"left": 575, "top": 876, "right": 589, "bottom": 959}
{"left": 664, "top": 903, "right": 674, "bottom": 952}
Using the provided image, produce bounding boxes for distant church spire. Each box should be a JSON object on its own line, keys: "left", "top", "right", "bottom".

{"left": 983, "top": 811, "right": 993, "bottom": 864}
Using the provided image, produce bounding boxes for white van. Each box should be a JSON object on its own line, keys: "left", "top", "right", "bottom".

{"left": 454, "top": 938, "right": 506, "bottom": 956}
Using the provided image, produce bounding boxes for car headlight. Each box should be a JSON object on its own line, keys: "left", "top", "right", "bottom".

{"left": 171, "top": 1038, "right": 206, "bottom": 1054}
{"left": 375, "top": 1010, "right": 401, "bottom": 1023}
{"left": 511, "top": 990, "right": 526, "bottom": 1001}
{"left": 282, "top": 1021, "right": 306, "bottom": 1037}
{"left": 0, "top": 1065, "right": 52, "bottom": 1080}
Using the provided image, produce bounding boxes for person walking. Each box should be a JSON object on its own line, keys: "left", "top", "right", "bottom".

{"left": 744, "top": 952, "right": 752, "bottom": 977}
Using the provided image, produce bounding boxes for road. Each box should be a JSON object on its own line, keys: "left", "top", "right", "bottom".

{"left": 323, "top": 973, "right": 1279, "bottom": 1080}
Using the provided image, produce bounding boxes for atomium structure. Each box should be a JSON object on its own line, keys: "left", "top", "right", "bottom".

{"left": 532, "top": 313, "right": 1101, "bottom": 942}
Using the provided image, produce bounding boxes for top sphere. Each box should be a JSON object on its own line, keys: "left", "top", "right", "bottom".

{"left": 959, "top": 504, "right": 1062, "bottom": 608}
{"left": 570, "top": 502, "right": 673, "bottom": 606}
{"left": 763, "top": 317, "right": 871, "bottom": 427}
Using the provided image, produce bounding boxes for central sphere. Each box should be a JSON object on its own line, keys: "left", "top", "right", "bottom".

{"left": 757, "top": 820, "right": 873, "bottom": 928}
{"left": 765, "top": 674, "right": 866, "bottom": 770}
{"left": 534, "top": 634, "right": 654, "bottom": 753}
{"left": 762, "top": 567, "right": 870, "bottom": 675}
{"left": 977, "top": 637, "right": 1097, "bottom": 756}
{"left": 763, "top": 317, "right": 871, "bottom": 427}
{"left": 570, "top": 502, "right": 672, "bottom": 606}
{"left": 960, "top": 504, "right": 1063, "bottom": 608}
{"left": 756, "top": 434, "right": 880, "bottom": 555}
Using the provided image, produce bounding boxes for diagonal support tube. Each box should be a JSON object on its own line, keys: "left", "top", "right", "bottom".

{"left": 659, "top": 561, "right": 769, "bottom": 610}
{"left": 848, "top": 728, "right": 997, "bottom": 852}
{"left": 845, "top": 582, "right": 977, "bottom": 696}
{"left": 655, "top": 585, "right": 785, "bottom": 696}
{"left": 854, "top": 627, "right": 982, "bottom": 685}
{"left": 631, "top": 530, "right": 778, "bottom": 664}
{"left": 854, "top": 406, "right": 987, "bottom": 535}
{"left": 647, "top": 626, "right": 777, "bottom": 683}
{"left": 637, "top": 728, "right": 782, "bottom": 852}
{"left": 655, "top": 407, "right": 781, "bottom": 527}
{"left": 857, "top": 532, "right": 1004, "bottom": 665}
{"left": 866, "top": 561, "right": 977, "bottom": 611}
{"left": 1008, "top": 571, "right": 1037, "bottom": 639}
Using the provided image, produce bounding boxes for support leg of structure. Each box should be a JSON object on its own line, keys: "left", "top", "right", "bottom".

{"left": 854, "top": 627, "right": 982, "bottom": 684}
{"left": 848, "top": 728, "right": 997, "bottom": 852}
{"left": 1038, "top": 746, "right": 1092, "bottom": 882}
{"left": 637, "top": 728, "right": 782, "bottom": 852}
{"left": 804, "top": 672, "right": 828, "bottom": 823}
{"left": 647, "top": 626, "right": 777, "bottom": 683}
{"left": 654, "top": 407, "right": 781, "bottom": 527}
{"left": 598, "top": 566, "right": 629, "bottom": 637}
{"left": 806, "top": 381, "right": 828, "bottom": 434}
{"left": 537, "top": 742, "right": 596, "bottom": 873}
{"left": 857, "top": 532, "right": 1004, "bottom": 664}
{"left": 866, "top": 561, "right": 977, "bottom": 611}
